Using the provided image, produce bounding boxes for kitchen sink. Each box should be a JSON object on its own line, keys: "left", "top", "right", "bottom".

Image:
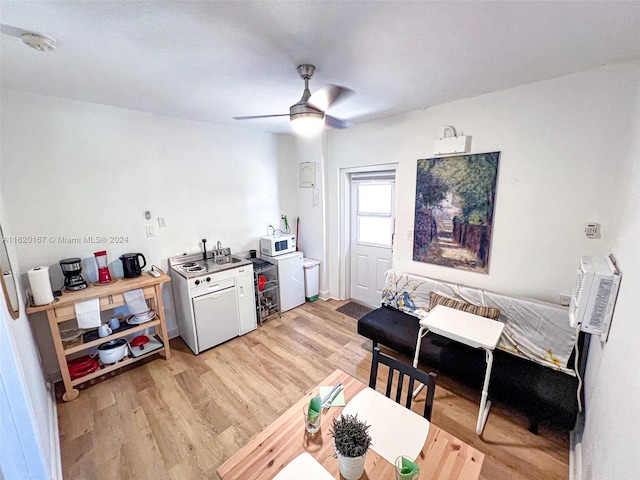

{"left": 201, "top": 255, "right": 250, "bottom": 274}
{"left": 214, "top": 256, "right": 243, "bottom": 265}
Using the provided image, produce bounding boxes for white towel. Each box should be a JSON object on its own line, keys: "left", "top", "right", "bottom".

{"left": 123, "top": 288, "right": 148, "bottom": 315}
{"left": 74, "top": 298, "right": 101, "bottom": 329}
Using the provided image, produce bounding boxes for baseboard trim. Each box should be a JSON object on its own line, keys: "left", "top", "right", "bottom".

{"left": 569, "top": 414, "right": 584, "bottom": 480}
{"left": 48, "top": 381, "right": 62, "bottom": 479}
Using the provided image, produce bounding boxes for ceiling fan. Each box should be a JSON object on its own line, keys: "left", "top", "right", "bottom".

{"left": 233, "top": 64, "right": 353, "bottom": 135}
{"left": 0, "top": 24, "right": 57, "bottom": 52}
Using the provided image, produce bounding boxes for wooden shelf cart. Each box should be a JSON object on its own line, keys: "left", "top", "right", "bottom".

{"left": 26, "top": 270, "right": 171, "bottom": 401}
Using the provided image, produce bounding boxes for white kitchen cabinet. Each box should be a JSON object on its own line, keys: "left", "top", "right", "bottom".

{"left": 236, "top": 268, "right": 257, "bottom": 335}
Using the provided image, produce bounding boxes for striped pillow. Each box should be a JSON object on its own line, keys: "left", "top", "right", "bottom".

{"left": 429, "top": 292, "right": 501, "bottom": 320}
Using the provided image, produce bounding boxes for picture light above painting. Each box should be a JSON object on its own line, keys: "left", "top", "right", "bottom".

{"left": 433, "top": 125, "right": 471, "bottom": 155}
{"left": 413, "top": 152, "right": 500, "bottom": 274}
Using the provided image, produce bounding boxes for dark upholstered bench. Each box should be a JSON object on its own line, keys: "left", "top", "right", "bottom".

{"left": 358, "top": 305, "right": 588, "bottom": 433}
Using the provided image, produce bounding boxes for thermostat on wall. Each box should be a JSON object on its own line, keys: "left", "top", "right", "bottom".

{"left": 585, "top": 222, "right": 601, "bottom": 239}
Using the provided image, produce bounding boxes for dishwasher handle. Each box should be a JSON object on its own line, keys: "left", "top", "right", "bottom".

{"left": 193, "top": 285, "right": 235, "bottom": 302}
{"left": 195, "top": 277, "right": 235, "bottom": 295}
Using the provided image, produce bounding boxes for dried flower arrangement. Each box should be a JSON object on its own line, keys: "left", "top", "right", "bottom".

{"left": 329, "top": 414, "right": 372, "bottom": 458}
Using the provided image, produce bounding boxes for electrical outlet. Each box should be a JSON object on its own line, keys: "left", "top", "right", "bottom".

{"left": 144, "top": 210, "right": 151, "bottom": 220}
{"left": 158, "top": 216, "right": 167, "bottom": 227}
{"left": 559, "top": 294, "right": 571, "bottom": 306}
{"left": 407, "top": 229, "right": 413, "bottom": 240}
{"left": 145, "top": 224, "right": 155, "bottom": 237}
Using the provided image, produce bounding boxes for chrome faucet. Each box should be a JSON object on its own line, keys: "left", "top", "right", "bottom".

{"left": 213, "top": 240, "right": 224, "bottom": 261}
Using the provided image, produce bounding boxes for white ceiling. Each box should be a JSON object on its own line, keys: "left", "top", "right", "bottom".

{"left": 2, "top": 1, "right": 640, "bottom": 134}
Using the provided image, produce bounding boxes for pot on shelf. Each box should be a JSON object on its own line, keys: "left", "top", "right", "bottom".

{"left": 130, "top": 335, "right": 149, "bottom": 350}
{"left": 67, "top": 355, "right": 99, "bottom": 380}
{"left": 97, "top": 338, "right": 128, "bottom": 364}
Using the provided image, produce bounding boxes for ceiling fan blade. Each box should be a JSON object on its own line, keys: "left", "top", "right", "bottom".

{"left": 233, "top": 114, "right": 289, "bottom": 120}
{"left": 325, "top": 115, "right": 352, "bottom": 129}
{"left": 0, "top": 24, "right": 27, "bottom": 38}
{"left": 308, "top": 85, "right": 353, "bottom": 111}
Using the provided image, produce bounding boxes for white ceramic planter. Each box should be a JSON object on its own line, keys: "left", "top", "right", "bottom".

{"left": 337, "top": 453, "right": 366, "bottom": 480}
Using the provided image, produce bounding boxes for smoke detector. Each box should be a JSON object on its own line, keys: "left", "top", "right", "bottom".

{"left": 20, "top": 32, "right": 56, "bottom": 52}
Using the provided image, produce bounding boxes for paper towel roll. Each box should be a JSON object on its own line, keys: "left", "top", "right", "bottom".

{"left": 28, "top": 266, "right": 54, "bottom": 306}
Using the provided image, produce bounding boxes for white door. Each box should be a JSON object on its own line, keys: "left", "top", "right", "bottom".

{"left": 349, "top": 173, "right": 395, "bottom": 306}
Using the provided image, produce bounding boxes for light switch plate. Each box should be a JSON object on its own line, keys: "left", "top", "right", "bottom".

{"left": 145, "top": 224, "right": 155, "bottom": 237}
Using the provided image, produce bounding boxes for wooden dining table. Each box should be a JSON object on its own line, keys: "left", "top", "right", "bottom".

{"left": 217, "top": 368, "right": 484, "bottom": 480}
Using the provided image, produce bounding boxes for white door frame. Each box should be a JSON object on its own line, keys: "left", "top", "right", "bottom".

{"left": 337, "top": 163, "right": 398, "bottom": 301}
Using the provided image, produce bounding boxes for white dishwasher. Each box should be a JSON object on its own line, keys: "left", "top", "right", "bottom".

{"left": 192, "top": 278, "right": 239, "bottom": 351}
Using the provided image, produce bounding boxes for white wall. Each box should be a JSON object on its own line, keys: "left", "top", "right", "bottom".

{"left": 327, "top": 61, "right": 639, "bottom": 303}
{"left": 326, "top": 60, "right": 640, "bottom": 479}
{"left": 1, "top": 90, "right": 288, "bottom": 376}
{"left": 291, "top": 135, "right": 330, "bottom": 298}
{"left": 0, "top": 198, "right": 59, "bottom": 478}
{"left": 578, "top": 65, "right": 640, "bottom": 479}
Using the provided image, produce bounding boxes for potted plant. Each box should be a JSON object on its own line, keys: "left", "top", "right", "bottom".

{"left": 329, "top": 414, "right": 372, "bottom": 480}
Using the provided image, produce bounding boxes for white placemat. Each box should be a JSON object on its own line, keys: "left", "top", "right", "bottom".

{"left": 341, "top": 388, "right": 430, "bottom": 465}
{"left": 273, "top": 453, "right": 333, "bottom": 480}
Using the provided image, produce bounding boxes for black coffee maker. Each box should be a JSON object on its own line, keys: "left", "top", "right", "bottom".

{"left": 59, "top": 257, "right": 88, "bottom": 290}
{"left": 119, "top": 253, "right": 146, "bottom": 278}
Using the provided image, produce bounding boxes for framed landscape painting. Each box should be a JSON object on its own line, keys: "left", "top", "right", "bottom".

{"left": 413, "top": 152, "right": 500, "bottom": 273}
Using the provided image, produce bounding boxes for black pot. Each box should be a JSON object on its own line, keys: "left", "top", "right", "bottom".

{"left": 119, "top": 253, "right": 146, "bottom": 278}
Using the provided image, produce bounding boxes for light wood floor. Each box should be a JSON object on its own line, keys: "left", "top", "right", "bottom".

{"left": 57, "top": 299, "right": 569, "bottom": 479}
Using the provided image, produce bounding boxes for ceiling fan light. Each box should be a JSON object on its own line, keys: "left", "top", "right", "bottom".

{"left": 20, "top": 32, "right": 57, "bottom": 52}
{"left": 291, "top": 114, "right": 324, "bottom": 136}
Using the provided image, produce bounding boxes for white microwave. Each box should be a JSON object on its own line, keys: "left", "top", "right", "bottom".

{"left": 260, "top": 234, "right": 297, "bottom": 257}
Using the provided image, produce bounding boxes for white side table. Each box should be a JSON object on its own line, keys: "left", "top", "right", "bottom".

{"left": 412, "top": 305, "right": 505, "bottom": 435}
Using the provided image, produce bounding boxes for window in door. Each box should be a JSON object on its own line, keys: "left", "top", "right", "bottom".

{"left": 356, "top": 182, "right": 394, "bottom": 247}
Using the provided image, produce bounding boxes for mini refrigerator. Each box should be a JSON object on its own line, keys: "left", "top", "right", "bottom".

{"left": 262, "top": 251, "right": 305, "bottom": 312}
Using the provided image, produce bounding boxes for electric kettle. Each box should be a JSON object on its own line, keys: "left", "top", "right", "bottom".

{"left": 119, "top": 253, "right": 146, "bottom": 278}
